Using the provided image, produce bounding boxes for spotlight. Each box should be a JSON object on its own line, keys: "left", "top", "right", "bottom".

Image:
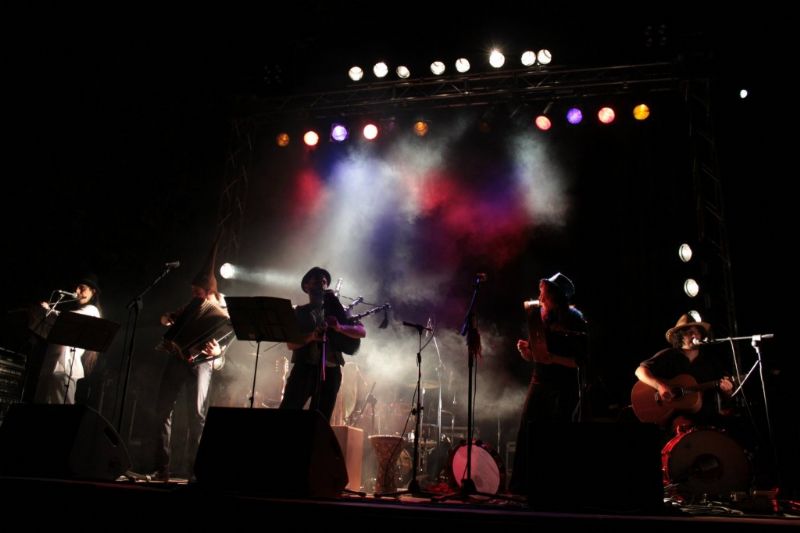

{"left": 363, "top": 123, "right": 379, "bottom": 140}
{"left": 396, "top": 65, "right": 410, "bottom": 79}
{"left": 373, "top": 62, "right": 388, "bottom": 78}
{"left": 633, "top": 103, "right": 650, "bottom": 121}
{"left": 739, "top": 89, "right": 748, "bottom": 99}
{"left": 219, "top": 263, "right": 235, "bottom": 280}
{"left": 597, "top": 106, "right": 616, "bottom": 124}
{"left": 413, "top": 120, "right": 429, "bottom": 137}
{"left": 688, "top": 310, "right": 703, "bottom": 323}
{"left": 683, "top": 278, "right": 700, "bottom": 298}
{"left": 348, "top": 66, "right": 364, "bottom": 81}
{"left": 537, "top": 49, "right": 552, "bottom": 65}
{"left": 430, "top": 61, "right": 445, "bottom": 75}
{"left": 679, "top": 243, "right": 693, "bottom": 263}
{"left": 489, "top": 49, "right": 505, "bottom": 68}
{"left": 534, "top": 115, "right": 552, "bottom": 131}
{"left": 521, "top": 50, "right": 536, "bottom": 66}
{"left": 303, "top": 130, "right": 319, "bottom": 147}
{"left": 331, "top": 124, "right": 349, "bottom": 142}
{"left": 276, "top": 132, "right": 290, "bottom": 147}
{"left": 455, "top": 58, "right": 470, "bottom": 73}
{"left": 566, "top": 107, "right": 583, "bottom": 125}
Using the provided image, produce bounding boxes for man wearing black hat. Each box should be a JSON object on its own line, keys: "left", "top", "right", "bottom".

{"left": 634, "top": 314, "right": 734, "bottom": 433}
{"left": 34, "top": 275, "right": 102, "bottom": 405}
{"left": 279, "top": 267, "right": 366, "bottom": 421}
{"left": 509, "top": 272, "right": 588, "bottom": 495}
{"left": 150, "top": 241, "right": 232, "bottom": 481}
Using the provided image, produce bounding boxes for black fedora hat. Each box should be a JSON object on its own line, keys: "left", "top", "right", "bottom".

{"left": 301, "top": 267, "right": 331, "bottom": 293}
{"left": 540, "top": 272, "right": 575, "bottom": 300}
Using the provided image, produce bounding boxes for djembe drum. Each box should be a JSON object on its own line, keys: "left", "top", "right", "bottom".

{"left": 369, "top": 435, "right": 404, "bottom": 493}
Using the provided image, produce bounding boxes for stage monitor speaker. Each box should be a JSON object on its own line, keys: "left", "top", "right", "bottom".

{"left": 526, "top": 422, "right": 663, "bottom": 513}
{"left": 0, "top": 404, "right": 131, "bottom": 481}
{"left": 194, "top": 407, "right": 348, "bottom": 497}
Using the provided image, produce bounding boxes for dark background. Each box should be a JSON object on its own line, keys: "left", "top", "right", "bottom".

{"left": 2, "top": 4, "right": 793, "bottom": 492}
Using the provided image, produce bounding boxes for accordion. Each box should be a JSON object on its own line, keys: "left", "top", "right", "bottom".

{"left": 157, "top": 298, "right": 233, "bottom": 365}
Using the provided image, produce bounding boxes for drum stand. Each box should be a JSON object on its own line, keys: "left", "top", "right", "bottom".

{"left": 374, "top": 322, "right": 436, "bottom": 498}
{"left": 435, "top": 275, "right": 517, "bottom": 503}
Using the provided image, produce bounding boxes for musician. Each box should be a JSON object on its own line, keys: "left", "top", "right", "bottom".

{"left": 509, "top": 272, "right": 588, "bottom": 495}
{"left": 635, "top": 314, "right": 734, "bottom": 433}
{"left": 150, "top": 253, "right": 231, "bottom": 482}
{"left": 33, "top": 274, "right": 101, "bottom": 405}
{"left": 279, "top": 267, "right": 366, "bottom": 421}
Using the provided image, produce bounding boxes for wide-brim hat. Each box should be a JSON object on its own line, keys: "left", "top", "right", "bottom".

{"left": 77, "top": 273, "right": 101, "bottom": 294}
{"left": 665, "top": 313, "right": 711, "bottom": 343}
{"left": 540, "top": 272, "right": 575, "bottom": 300}
{"left": 301, "top": 267, "right": 331, "bottom": 293}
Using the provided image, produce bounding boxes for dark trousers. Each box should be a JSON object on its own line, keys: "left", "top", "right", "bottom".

{"left": 279, "top": 362, "right": 342, "bottom": 421}
{"left": 509, "top": 380, "right": 578, "bottom": 494}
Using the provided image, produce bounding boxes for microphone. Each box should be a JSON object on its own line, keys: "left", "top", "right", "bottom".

{"left": 692, "top": 338, "right": 725, "bottom": 346}
{"left": 165, "top": 261, "right": 181, "bottom": 269}
{"left": 56, "top": 290, "right": 78, "bottom": 298}
{"left": 402, "top": 320, "right": 433, "bottom": 332}
{"left": 475, "top": 272, "right": 488, "bottom": 282}
{"left": 523, "top": 299, "right": 540, "bottom": 310}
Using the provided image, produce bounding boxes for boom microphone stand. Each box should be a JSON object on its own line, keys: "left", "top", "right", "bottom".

{"left": 725, "top": 333, "right": 779, "bottom": 480}
{"left": 114, "top": 263, "right": 178, "bottom": 436}
{"left": 435, "top": 274, "right": 515, "bottom": 502}
{"left": 375, "top": 320, "right": 437, "bottom": 498}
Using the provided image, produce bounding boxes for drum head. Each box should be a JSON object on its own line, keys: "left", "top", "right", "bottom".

{"left": 449, "top": 443, "right": 502, "bottom": 494}
{"left": 663, "top": 428, "right": 750, "bottom": 498}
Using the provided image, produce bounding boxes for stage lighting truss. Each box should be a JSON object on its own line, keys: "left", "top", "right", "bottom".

{"left": 247, "top": 62, "right": 681, "bottom": 122}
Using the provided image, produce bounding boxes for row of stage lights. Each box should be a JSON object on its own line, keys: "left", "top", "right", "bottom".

{"left": 348, "top": 48, "right": 553, "bottom": 81}
{"left": 275, "top": 103, "right": 652, "bottom": 147}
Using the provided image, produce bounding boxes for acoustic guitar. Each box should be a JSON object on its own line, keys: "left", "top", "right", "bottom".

{"left": 630, "top": 373, "right": 724, "bottom": 425}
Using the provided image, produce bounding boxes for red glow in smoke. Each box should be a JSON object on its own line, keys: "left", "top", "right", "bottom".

{"left": 292, "top": 170, "right": 327, "bottom": 217}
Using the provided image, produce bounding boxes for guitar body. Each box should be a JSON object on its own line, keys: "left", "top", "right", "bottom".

{"left": 631, "top": 374, "right": 704, "bottom": 425}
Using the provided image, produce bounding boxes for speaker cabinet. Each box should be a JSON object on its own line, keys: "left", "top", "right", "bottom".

{"left": 526, "top": 422, "right": 663, "bottom": 513}
{"left": 194, "top": 407, "right": 348, "bottom": 497}
{"left": 0, "top": 404, "right": 131, "bottom": 481}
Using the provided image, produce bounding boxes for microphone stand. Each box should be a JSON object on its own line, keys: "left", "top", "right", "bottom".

{"left": 375, "top": 322, "right": 436, "bottom": 498}
{"left": 435, "top": 275, "right": 515, "bottom": 503}
{"left": 63, "top": 346, "right": 78, "bottom": 405}
{"left": 114, "top": 264, "right": 177, "bottom": 436}
{"left": 728, "top": 333, "right": 778, "bottom": 480}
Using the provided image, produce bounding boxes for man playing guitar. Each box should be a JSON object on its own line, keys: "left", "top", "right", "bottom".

{"left": 634, "top": 314, "right": 734, "bottom": 433}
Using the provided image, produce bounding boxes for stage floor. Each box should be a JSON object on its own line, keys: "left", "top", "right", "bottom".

{"left": 2, "top": 476, "right": 797, "bottom": 531}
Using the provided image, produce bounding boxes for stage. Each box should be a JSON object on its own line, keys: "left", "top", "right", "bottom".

{"left": 1, "top": 476, "right": 796, "bottom": 531}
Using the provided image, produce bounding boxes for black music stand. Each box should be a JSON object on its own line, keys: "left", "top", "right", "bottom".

{"left": 45, "top": 312, "right": 120, "bottom": 404}
{"left": 225, "top": 297, "right": 303, "bottom": 409}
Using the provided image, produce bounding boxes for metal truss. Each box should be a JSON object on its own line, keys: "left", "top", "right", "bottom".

{"left": 240, "top": 61, "right": 684, "bottom": 121}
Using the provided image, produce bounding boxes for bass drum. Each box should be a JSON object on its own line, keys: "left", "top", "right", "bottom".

{"left": 448, "top": 440, "right": 505, "bottom": 495}
{"left": 662, "top": 428, "right": 750, "bottom": 498}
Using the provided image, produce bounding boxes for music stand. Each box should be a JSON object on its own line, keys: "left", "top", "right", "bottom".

{"left": 45, "top": 312, "right": 120, "bottom": 404}
{"left": 225, "top": 297, "right": 303, "bottom": 409}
